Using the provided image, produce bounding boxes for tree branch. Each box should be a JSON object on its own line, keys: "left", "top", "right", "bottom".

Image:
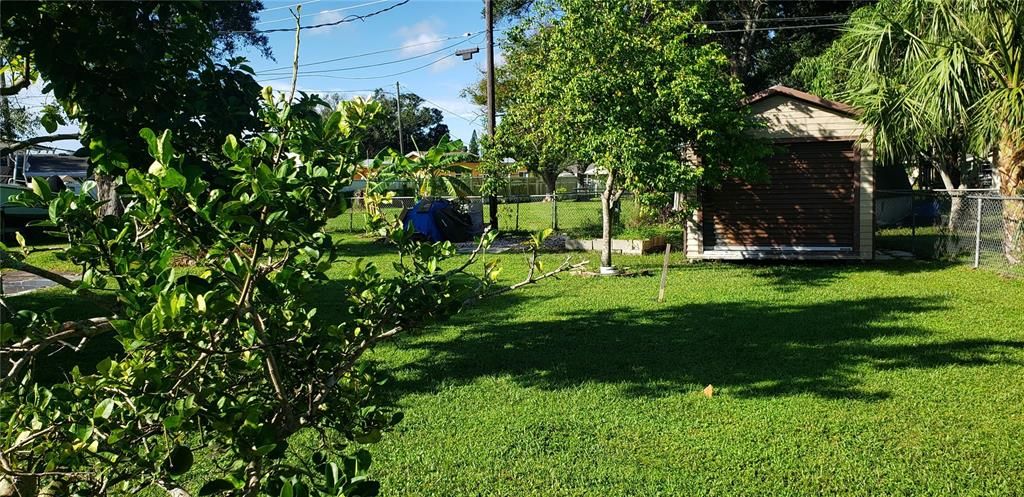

{"left": 0, "top": 252, "right": 78, "bottom": 290}
{"left": 2, "top": 317, "right": 114, "bottom": 386}
{"left": 0, "top": 133, "right": 80, "bottom": 155}
{"left": 0, "top": 57, "right": 31, "bottom": 97}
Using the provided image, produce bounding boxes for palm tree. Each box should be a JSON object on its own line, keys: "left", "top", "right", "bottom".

{"left": 401, "top": 135, "right": 473, "bottom": 199}
{"left": 838, "top": 0, "right": 1024, "bottom": 262}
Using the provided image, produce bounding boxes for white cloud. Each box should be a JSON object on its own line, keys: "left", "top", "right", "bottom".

{"left": 308, "top": 11, "right": 346, "bottom": 36}
{"left": 395, "top": 18, "right": 460, "bottom": 73}
{"left": 397, "top": 18, "right": 446, "bottom": 56}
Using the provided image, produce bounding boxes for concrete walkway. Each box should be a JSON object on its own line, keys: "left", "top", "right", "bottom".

{"left": 1, "top": 270, "right": 77, "bottom": 296}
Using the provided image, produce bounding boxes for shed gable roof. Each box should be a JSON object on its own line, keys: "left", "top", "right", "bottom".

{"left": 745, "top": 85, "right": 859, "bottom": 117}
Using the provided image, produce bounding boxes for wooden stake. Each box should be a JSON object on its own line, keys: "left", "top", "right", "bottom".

{"left": 658, "top": 243, "right": 671, "bottom": 303}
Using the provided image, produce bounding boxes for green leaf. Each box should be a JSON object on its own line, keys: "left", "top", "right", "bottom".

{"left": 279, "top": 480, "right": 293, "bottom": 497}
{"left": 30, "top": 176, "right": 52, "bottom": 200}
{"left": 139, "top": 128, "right": 159, "bottom": 160}
{"left": 125, "top": 169, "right": 156, "bottom": 198}
{"left": 222, "top": 134, "right": 240, "bottom": 160}
{"left": 41, "top": 113, "right": 58, "bottom": 134}
{"left": 96, "top": 357, "right": 113, "bottom": 375}
{"left": 93, "top": 398, "right": 116, "bottom": 420}
{"left": 160, "top": 166, "right": 187, "bottom": 189}
{"left": 163, "top": 414, "right": 183, "bottom": 431}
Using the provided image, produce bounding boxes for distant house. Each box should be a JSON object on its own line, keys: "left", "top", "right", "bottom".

{"left": 685, "top": 85, "right": 875, "bottom": 261}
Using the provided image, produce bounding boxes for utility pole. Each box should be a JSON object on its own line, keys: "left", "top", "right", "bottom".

{"left": 485, "top": 0, "right": 498, "bottom": 230}
{"left": 395, "top": 81, "right": 404, "bottom": 155}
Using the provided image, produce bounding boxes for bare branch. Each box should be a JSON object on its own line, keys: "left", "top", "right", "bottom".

{"left": 0, "top": 133, "right": 81, "bottom": 155}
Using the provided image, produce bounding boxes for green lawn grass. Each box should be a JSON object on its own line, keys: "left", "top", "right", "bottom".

{"left": 8, "top": 233, "right": 1024, "bottom": 496}
{"left": 320, "top": 236, "right": 1024, "bottom": 496}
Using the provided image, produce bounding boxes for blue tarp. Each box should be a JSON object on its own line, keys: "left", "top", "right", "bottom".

{"left": 403, "top": 198, "right": 450, "bottom": 242}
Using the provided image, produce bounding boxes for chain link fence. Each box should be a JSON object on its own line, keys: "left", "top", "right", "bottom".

{"left": 328, "top": 193, "right": 642, "bottom": 238}
{"left": 875, "top": 189, "right": 1024, "bottom": 276}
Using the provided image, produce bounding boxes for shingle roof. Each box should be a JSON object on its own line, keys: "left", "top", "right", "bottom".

{"left": 24, "top": 155, "right": 89, "bottom": 178}
{"left": 745, "top": 85, "right": 860, "bottom": 117}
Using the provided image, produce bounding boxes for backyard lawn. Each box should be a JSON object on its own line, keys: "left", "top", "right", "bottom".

{"left": 10, "top": 233, "right": 1024, "bottom": 496}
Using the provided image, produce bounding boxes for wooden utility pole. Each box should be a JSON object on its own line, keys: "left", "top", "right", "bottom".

{"left": 485, "top": 0, "right": 499, "bottom": 230}
{"left": 396, "top": 81, "right": 404, "bottom": 155}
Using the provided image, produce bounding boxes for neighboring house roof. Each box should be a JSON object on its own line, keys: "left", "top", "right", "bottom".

{"left": 24, "top": 155, "right": 89, "bottom": 178}
{"left": 744, "top": 85, "right": 859, "bottom": 117}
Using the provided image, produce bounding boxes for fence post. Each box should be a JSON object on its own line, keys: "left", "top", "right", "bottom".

{"left": 551, "top": 194, "right": 559, "bottom": 231}
{"left": 515, "top": 201, "right": 520, "bottom": 232}
{"left": 974, "top": 196, "right": 983, "bottom": 268}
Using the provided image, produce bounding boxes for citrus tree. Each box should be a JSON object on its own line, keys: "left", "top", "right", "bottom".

{"left": 0, "top": 88, "right": 575, "bottom": 497}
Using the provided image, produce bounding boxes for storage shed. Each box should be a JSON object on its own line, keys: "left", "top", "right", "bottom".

{"left": 685, "top": 85, "right": 874, "bottom": 260}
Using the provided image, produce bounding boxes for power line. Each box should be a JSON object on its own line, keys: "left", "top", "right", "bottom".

{"left": 259, "top": 0, "right": 322, "bottom": 14}
{"left": 701, "top": 14, "right": 850, "bottom": 25}
{"left": 403, "top": 87, "right": 480, "bottom": 124}
{"left": 257, "top": 0, "right": 392, "bottom": 26}
{"left": 711, "top": 22, "right": 846, "bottom": 34}
{"left": 263, "top": 53, "right": 459, "bottom": 81}
{"left": 258, "top": 31, "right": 482, "bottom": 72}
{"left": 224, "top": 0, "right": 409, "bottom": 34}
{"left": 257, "top": 34, "right": 481, "bottom": 76}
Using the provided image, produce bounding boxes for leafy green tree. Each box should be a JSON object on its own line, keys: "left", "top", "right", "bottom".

{"left": 489, "top": 31, "right": 580, "bottom": 196}
{"left": 487, "top": 0, "right": 861, "bottom": 93}
{"left": 378, "top": 135, "right": 474, "bottom": 199}
{"left": 795, "top": 0, "right": 1024, "bottom": 261}
{"left": 506, "top": 0, "right": 767, "bottom": 269}
{"left": 699, "top": 0, "right": 864, "bottom": 92}
{"left": 0, "top": 2, "right": 269, "bottom": 213}
{"left": 0, "top": 86, "right": 576, "bottom": 497}
{"left": 337, "top": 89, "right": 450, "bottom": 158}
{"left": 467, "top": 130, "right": 480, "bottom": 158}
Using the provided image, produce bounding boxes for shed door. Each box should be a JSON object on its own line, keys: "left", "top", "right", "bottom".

{"left": 703, "top": 141, "right": 858, "bottom": 250}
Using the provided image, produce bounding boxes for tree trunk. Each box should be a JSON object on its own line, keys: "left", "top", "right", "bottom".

{"left": 94, "top": 173, "right": 123, "bottom": 218}
{"left": 933, "top": 159, "right": 966, "bottom": 232}
{"left": 542, "top": 171, "right": 558, "bottom": 201}
{"left": 600, "top": 170, "right": 616, "bottom": 269}
{"left": 576, "top": 172, "right": 586, "bottom": 193}
{"left": 997, "top": 134, "right": 1024, "bottom": 264}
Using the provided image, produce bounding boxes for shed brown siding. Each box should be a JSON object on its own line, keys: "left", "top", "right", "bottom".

{"left": 703, "top": 141, "right": 858, "bottom": 249}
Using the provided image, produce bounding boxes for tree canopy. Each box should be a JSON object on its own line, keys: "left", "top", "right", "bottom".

{"left": 325, "top": 89, "right": 450, "bottom": 159}
{"left": 0, "top": 1, "right": 269, "bottom": 175}
{"left": 498, "top": 0, "right": 767, "bottom": 267}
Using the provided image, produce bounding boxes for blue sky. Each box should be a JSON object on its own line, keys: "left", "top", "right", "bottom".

{"left": 247, "top": 0, "right": 498, "bottom": 144}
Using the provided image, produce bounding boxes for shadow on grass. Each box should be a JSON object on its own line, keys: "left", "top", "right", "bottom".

{"left": 381, "top": 296, "right": 1024, "bottom": 401}
{"left": 746, "top": 260, "right": 960, "bottom": 292}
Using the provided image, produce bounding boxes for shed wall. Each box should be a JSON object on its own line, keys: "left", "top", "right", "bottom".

{"left": 749, "top": 95, "right": 866, "bottom": 140}
{"left": 685, "top": 93, "right": 874, "bottom": 261}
